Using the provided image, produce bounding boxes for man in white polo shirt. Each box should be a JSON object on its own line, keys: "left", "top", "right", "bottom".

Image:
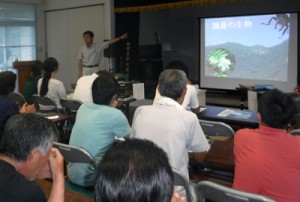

{"left": 153, "top": 61, "right": 200, "bottom": 113}
{"left": 78, "top": 30, "right": 128, "bottom": 78}
{"left": 73, "top": 70, "right": 112, "bottom": 103}
{"left": 131, "top": 69, "right": 210, "bottom": 181}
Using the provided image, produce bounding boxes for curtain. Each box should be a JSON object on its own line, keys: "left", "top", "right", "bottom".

{"left": 114, "top": 0, "right": 252, "bottom": 13}
{"left": 115, "top": 12, "right": 140, "bottom": 81}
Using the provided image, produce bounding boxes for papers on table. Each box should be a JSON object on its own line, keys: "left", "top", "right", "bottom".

{"left": 115, "top": 137, "right": 125, "bottom": 141}
{"left": 132, "top": 83, "right": 145, "bottom": 100}
{"left": 36, "top": 112, "right": 60, "bottom": 120}
{"left": 46, "top": 115, "right": 60, "bottom": 120}
{"left": 217, "top": 109, "right": 252, "bottom": 120}
{"left": 248, "top": 91, "right": 258, "bottom": 112}
{"left": 199, "top": 107, "right": 207, "bottom": 112}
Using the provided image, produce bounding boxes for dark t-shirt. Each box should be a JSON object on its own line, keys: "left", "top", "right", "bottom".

{"left": 24, "top": 76, "right": 41, "bottom": 104}
{"left": 0, "top": 96, "right": 19, "bottom": 139}
{"left": 0, "top": 160, "right": 46, "bottom": 202}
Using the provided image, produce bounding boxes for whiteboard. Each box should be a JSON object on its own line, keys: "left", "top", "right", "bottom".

{"left": 45, "top": 5, "right": 105, "bottom": 92}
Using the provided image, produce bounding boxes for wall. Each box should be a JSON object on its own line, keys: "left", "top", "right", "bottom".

{"left": 139, "top": 0, "right": 300, "bottom": 82}
{"left": 139, "top": 10, "right": 170, "bottom": 45}
{"left": 43, "top": 0, "right": 113, "bottom": 91}
{"left": 44, "top": 0, "right": 114, "bottom": 40}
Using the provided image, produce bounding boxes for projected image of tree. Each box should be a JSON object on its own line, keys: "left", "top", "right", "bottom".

{"left": 207, "top": 48, "right": 236, "bottom": 77}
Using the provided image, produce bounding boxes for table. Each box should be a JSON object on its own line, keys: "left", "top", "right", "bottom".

{"left": 36, "top": 112, "right": 71, "bottom": 123}
{"left": 36, "top": 112, "right": 72, "bottom": 143}
{"left": 197, "top": 106, "right": 258, "bottom": 130}
{"left": 189, "top": 137, "right": 235, "bottom": 185}
{"left": 204, "top": 137, "right": 234, "bottom": 171}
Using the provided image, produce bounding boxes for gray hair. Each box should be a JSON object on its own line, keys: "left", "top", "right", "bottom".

{"left": 158, "top": 69, "right": 187, "bottom": 101}
{"left": 0, "top": 113, "right": 58, "bottom": 161}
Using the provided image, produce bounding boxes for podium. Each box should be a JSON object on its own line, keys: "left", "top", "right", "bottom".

{"left": 13, "top": 61, "right": 35, "bottom": 94}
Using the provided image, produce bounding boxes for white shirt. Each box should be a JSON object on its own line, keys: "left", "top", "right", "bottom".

{"left": 78, "top": 42, "right": 109, "bottom": 66}
{"left": 73, "top": 73, "right": 98, "bottom": 103}
{"left": 130, "top": 96, "right": 210, "bottom": 180}
{"left": 37, "top": 78, "right": 67, "bottom": 109}
{"left": 154, "top": 84, "right": 199, "bottom": 110}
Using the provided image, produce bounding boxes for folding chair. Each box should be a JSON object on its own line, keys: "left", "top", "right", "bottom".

{"left": 128, "top": 99, "right": 153, "bottom": 125}
{"left": 289, "top": 129, "right": 300, "bottom": 136}
{"left": 191, "top": 120, "right": 235, "bottom": 183}
{"left": 60, "top": 99, "right": 83, "bottom": 143}
{"left": 60, "top": 99, "right": 82, "bottom": 114}
{"left": 53, "top": 141, "right": 97, "bottom": 169}
{"left": 173, "top": 169, "right": 195, "bottom": 202}
{"left": 199, "top": 119, "right": 235, "bottom": 137}
{"left": 32, "top": 94, "right": 61, "bottom": 114}
{"left": 8, "top": 92, "right": 26, "bottom": 107}
{"left": 196, "top": 181, "right": 275, "bottom": 202}
{"left": 53, "top": 142, "right": 97, "bottom": 198}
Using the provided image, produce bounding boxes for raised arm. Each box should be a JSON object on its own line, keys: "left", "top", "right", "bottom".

{"left": 192, "top": 151, "right": 208, "bottom": 163}
{"left": 48, "top": 148, "right": 65, "bottom": 202}
{"left": 20, "top": 103, "right": 36, "bottom": 113}
{"left": 108, "top": 33, "right": 128, "bottom": 45}
{"left": 188, "top": 84, "right": 200, "bottom": 114}
{"left": 188, "top": 116, "right": 210, "bottom": 163}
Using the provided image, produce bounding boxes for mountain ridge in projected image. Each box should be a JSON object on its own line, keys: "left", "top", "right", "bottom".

{"left": 205, "top": 40, "right": 288, "bottom": 81}
{"left": 200, "top": 13, "right": 297, "bottom": 92}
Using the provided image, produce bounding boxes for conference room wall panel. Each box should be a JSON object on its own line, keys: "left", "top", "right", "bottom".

{"left": 45, "top": 5, "right": 106, "bottom": 92}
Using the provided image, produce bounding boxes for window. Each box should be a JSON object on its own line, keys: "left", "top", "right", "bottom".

{"left": 0, "top": 2, "right": 36, "bottom": 70}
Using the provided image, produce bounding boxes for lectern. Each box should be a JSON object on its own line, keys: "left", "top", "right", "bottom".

{"left": 13, "top": 61, "right": 34, "bottom": 94}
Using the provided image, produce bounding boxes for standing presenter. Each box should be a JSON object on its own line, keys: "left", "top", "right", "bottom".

{"left": 78, "top": 30, "right": 128, "bottom": 78}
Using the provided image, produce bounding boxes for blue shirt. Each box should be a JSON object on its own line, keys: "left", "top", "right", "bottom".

{"left": 68, "top": 102, "right": 131, "bottom": 186}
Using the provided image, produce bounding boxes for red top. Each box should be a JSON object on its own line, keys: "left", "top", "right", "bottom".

{"left": 233, "top": 125, "right": 300, "bottom": 202}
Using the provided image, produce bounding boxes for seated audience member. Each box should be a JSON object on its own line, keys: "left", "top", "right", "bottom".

{"left": 131, "top": 69, "right": 210, "bottom": 182}
{"left": 24, "top": 60, "right": 43, "bottom": 104}
{"left": 68, "top": 75, "right": 131, "bottom": 187}
{"left": 233, "top": 89, "right": 300, "bottom": 202}
{"left": 0, "top": 113, "right": 65, "bottom": 202}
{"left": 37, "top": 57, "right": 67, "bottom": 111}
{"left": 73, "top": 70, "right": 112, "bottom": 103}
{"left": 287, "top": 86, "right": 300, "bottom": 131}
{"left": 0, "top": 97, "right": 19, "bottom": 139}
{"left": 0, "top": 71, "right": 35, "bottom": 138}
{"left": 95, "top": 139, "right": 174, "bottom": 202}
{"left": 154, "top": 61, "right": 200, "bottom": 113}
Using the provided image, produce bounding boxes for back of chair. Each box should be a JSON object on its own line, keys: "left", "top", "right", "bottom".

{"left": 196, "top": 181, "right": 275, "bottom": 202}
{"left": 173, "top": 169, "right": 193, "bottom": 202}
{"left": 32, "top": 94, "right": 60, "bottom": 114}
{"left": 53, "top": 142, "right": 97, "bottom": 170}
{"left": 129, "top": 99, "right": 153, "bottom": 125}
{"left": 60, "top": 99, "right": 82, "bottom": 114}
{"left": 8, "top": 92, "right": 26, "bottom": 107}
{"left": 199, "top": 119, "right": 234, "bottom": 136}
{"left": 289, "top": 129, "right": 300, "bottom": 136}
